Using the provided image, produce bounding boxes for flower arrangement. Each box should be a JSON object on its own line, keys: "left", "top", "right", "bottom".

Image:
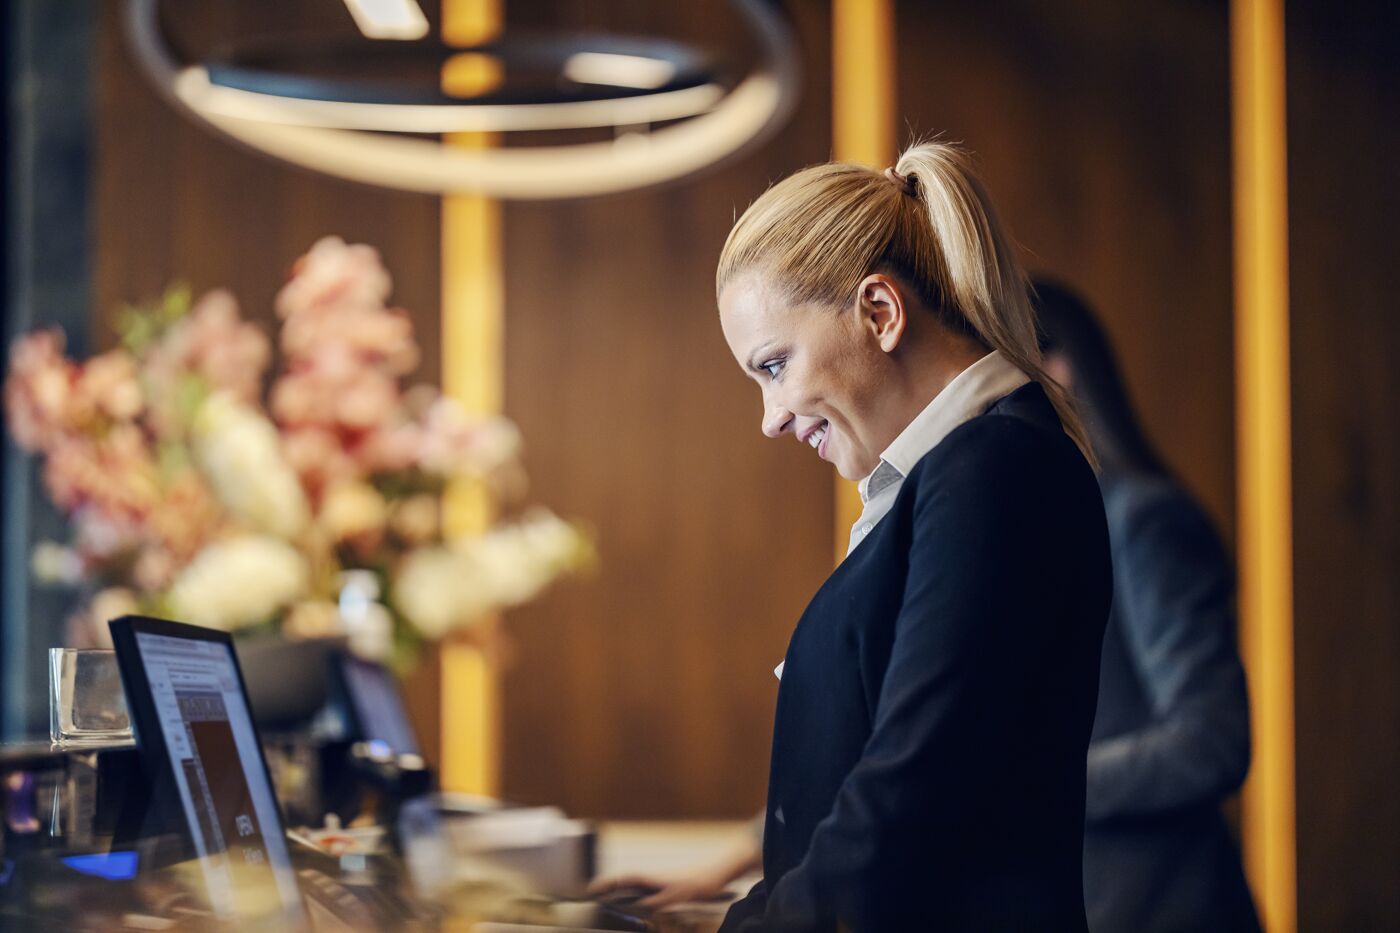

{"left": 5, "top": 237, "right": 592, "bottom": 665}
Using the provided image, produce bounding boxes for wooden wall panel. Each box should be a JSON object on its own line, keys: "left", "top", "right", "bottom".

{"left": 497, "top": 1, "right": 835, "bottom": 818}
{"left": 1286, "top": 1, "right": 1400, "bottom": 927}
{"left": 94, "top": 2, "right": 443, "bottom": 380}
{"left": 91, "top": 0, "right": 445, "bottom": 761}
{"left": 895, "top": 0, "right": 1236, "bottom": 539}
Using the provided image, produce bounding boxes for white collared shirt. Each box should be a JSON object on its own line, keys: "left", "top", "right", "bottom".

{"left": 845, "top": 349, "right": 1030, "bottom": 556}
{"left": 775, "top": 351, "right": 1031, "bottom": 680}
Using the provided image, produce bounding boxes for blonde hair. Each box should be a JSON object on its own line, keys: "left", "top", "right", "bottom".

{"left": 717, "top": 140, "right": 1095, "bottom": 467}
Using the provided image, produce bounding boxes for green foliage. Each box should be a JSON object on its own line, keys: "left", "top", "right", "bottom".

{"left": 116, "top": 282, "right": 193, "bottom": 354}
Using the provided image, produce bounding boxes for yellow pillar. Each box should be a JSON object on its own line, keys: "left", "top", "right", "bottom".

{"left": 831, "top": 0, "right": 896, "bottom": 561}
{"left": 1231, "top": 0, "right": 1296, "bottom": 928}
{"left": 439, "top": 0, "right": 504, "bottom": 798}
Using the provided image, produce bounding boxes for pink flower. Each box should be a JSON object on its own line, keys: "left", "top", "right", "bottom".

{"left": 73, "top": 350, "right": 144, "bottom": 423}
{"left": 355, "top": 421, "right": 424, "bottom": 474}
{"left": 144, "top": 290, "right": 270, "bottom": 436}
{"left": 418, "top": 399, "right": 521, "bottom": 476}
{"left": 268, "top": 237, "right": 438, "bottom": 491}
{"left": 280, "top": 304, "right": 419, "bottom": 375}
{"left": 271, "top": 363, "right": 401, "bottom": 433}
{"left": 144, "top": 470, "right": 223, "bottom": 562}
{"left": 281, "top": 426, "right": 358, "bottom": 497}
{"left": 43, "top": 426, "right": 160, "bottom": 530}
{"left": 276, "top": 237, "right": 392, "bottom": 320}
{"left": 4, "top": 330, "right": 76, "bottom": 450}
{"left": 182, "top": 290, "right": 271, "bottom": 401}
{"left": 336, "top": 370, "right": 400, "bottom": 430}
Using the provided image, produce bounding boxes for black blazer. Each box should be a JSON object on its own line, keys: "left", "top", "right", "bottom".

{"left": 722, "top": 383, "right": 1113, "bottom": 932}
{"left": 1084, "top": 471, "right": 1260, "bottom": 933}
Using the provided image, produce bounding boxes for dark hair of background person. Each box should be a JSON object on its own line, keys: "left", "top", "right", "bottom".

{"left": 1032, "top": 278, "right": 1170, "bottom": 478}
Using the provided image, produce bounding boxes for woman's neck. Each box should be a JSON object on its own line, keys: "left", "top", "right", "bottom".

{"left": 896, "top": 328, "right": 991, "bottom": 416}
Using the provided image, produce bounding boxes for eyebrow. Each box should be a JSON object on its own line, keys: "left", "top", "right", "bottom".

{"left": 745, "top": 341, "right": 778, "bottom": 373}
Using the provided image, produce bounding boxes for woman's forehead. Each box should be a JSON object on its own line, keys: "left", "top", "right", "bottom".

{"left": 720, "top": 276, "right": 801, "bottom": 343}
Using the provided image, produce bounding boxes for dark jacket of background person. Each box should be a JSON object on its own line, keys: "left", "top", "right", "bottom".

{"left": 1084, "top": 470, "right": 1260, "bottom": 933}
{"left": 721, "top": 383, "right": 1112, "bottom": 932}
{"left": 1032, "top": 279, "right": 1260, "bottom": 933}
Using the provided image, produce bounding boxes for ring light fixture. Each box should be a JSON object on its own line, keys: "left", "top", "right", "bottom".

{"left": 123, "top": 0, "right": 802, "bottom": 199}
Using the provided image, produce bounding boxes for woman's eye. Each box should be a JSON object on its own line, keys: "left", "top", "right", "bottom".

{"left": 761, "top": 359, "right": 784, "bottom": 379}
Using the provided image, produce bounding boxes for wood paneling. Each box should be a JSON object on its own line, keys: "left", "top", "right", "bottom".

{"left": 895, "top": 0, "right": 1236, "bottom": 540}
{"left": 93, "top": 2, "right": 443, "bottom": 381}
{"left": 496, "top": 1, "right": 835, "bottom": 818}
{"left": 1287, "top": 1, "right": 1400, "bottom": 927}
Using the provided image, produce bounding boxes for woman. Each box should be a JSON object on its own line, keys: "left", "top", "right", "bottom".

{"left": 712, "top": 142, "right": 1112, "bottom": 931}
{"left": 1034, "top": 281, "right": 1261, "bottom": 933}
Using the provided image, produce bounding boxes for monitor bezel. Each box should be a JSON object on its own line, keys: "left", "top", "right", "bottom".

{"left": 326, "top": 649, "right": 423, "bottom": 756}
{"left": 108, "top": 613, "right": 308, "bottom": 924}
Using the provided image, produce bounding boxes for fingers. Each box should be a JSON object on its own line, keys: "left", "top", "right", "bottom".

{"left": 641, "top": 877, "right": 735, "bottom": 908}
{"left": 587, "top": 874, "right": 664, "bottom": 897}
{"left": 639, "top": 887, "right": 689, "bottom": 909}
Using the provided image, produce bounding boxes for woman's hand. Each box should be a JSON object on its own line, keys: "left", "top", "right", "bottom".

{"left": 589, "top": 838, "right": 762, "bottom": 909}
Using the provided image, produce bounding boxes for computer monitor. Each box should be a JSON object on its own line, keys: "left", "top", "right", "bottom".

{"left": 329, "top": 652, "right": 421, "bottom": 756}
{"left": 109, "top": 615, "right": 306, "bottom": 929}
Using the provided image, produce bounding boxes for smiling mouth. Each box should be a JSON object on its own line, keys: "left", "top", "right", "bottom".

{"left": 806, "top": 421, "right": 829, "bottom": 459}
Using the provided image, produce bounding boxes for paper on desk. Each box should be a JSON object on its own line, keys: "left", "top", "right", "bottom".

{"left": 446, "top": 806, "right": 587, "bottom": 850}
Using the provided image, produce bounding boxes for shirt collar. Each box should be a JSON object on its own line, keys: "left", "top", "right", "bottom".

{"left": 858, "top": 350, "right": 1031, "bottom": 503}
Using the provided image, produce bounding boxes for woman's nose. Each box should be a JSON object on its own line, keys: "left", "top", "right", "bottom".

{"left": 762, "top": 404, "right": 793, "bottom": 438}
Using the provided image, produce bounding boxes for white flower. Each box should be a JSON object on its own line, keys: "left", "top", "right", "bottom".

{"left": 31, "top": 541, "right": 83, "bottom": 585}
{"left": 193, "top": 392, "right": 309, "bottom": 539}
{"left": 393, "top": 546, "right": 475, "bottom": 640}
{"left": 393, "top": 510, "right": 588, "bottom": 639}
{"left": 167, "top": 536, "right": 309, "bottom": 632}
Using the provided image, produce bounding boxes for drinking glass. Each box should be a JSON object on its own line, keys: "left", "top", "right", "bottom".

{"left": 48, "top": 648, "right": 132, "bottom": 747}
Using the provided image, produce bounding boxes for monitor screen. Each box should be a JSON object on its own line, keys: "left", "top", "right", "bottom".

{"left": 338, "top": 655, "right": 420, "bottom": 756}
{"left": 118, "top": 622, "right": 304, "bottom": 926}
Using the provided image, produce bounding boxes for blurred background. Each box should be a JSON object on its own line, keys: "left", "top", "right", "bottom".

{"left": 1, "top": 0, "right": 1395, "bottom": 929}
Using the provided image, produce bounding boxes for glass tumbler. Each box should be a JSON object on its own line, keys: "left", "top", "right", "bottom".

{"left": 48, "top": 648, "right": 132, "bottom": 747}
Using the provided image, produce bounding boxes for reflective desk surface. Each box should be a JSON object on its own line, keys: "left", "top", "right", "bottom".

{"left": 0, "top": 740, "right": 751, "bottom": 933}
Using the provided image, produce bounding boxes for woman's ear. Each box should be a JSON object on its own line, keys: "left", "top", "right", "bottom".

{"left": 855, "top": 273, "right": 908, "bottom": 353}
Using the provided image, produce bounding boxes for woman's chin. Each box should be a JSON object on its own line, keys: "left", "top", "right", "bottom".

{"left": 832, "top": 458, "right": 866, "bottom": 482}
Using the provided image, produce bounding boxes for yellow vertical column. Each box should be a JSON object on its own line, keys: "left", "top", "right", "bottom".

{"left": 440, "top": 0, "right": 504, "bottom": 797}
{"left": 831, "top": 0, "right": 895, "bottom": 560}
{"left": 1231, "top": 0, "right": 1296, "bottom": 929}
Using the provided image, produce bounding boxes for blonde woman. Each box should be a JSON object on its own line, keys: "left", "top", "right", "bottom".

{"left": 712, "top": 143, "right": 1112, "bottom": 931}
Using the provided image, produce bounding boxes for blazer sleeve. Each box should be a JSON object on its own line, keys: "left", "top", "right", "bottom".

{"left": 729, "top": 421, "right": 1080, "bottom": 932}
{"left": 1085, "top": 483, "right": 1251, "bottom": 823}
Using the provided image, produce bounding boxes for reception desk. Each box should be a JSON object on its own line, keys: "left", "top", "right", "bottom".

{"left": 0, "top": 739, "right": 741, "bottom": 931}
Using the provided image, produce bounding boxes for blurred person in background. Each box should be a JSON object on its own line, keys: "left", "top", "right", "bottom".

{"left": 1034, "top": 279, "right": 1260, "bottom": 933}
{"left": 596, "top": 280, "right": 1261, "bottom": 933}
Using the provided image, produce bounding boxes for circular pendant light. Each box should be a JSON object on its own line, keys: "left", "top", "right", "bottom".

{"left": 123, "top": 0, "right": 801, "bottom": 199}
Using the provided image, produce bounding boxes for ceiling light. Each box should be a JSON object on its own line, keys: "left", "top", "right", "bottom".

{"left": 124, "top": 0, "right": 801, "bottom": 200}
{"left": 341, "top": 0, "right": 429, "bottom": 41}
{"left": 562, "top": 52, "right": 677, "bottom": 90}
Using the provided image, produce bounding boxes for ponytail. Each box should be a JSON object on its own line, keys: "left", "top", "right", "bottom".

{"left": 718, "top": 139, "right": 1096, "bottom": 468}
{"left": 894, "top": 142, "right": 1096, "bottom": 467}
